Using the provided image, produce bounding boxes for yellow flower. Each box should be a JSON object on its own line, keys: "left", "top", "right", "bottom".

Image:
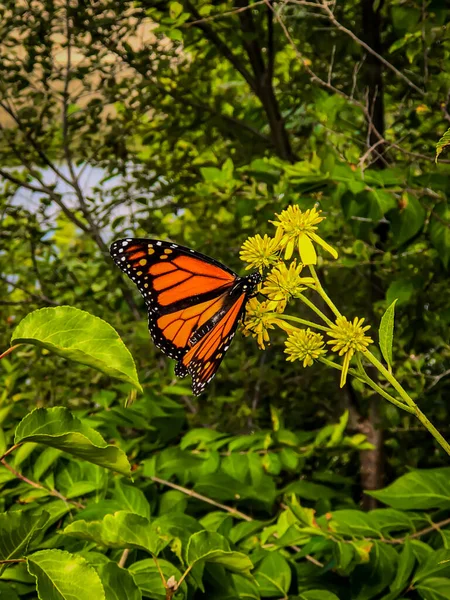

{"left": 240, "top": 234, "right": 279, "bottom": 272}
{"left": 284, "top": 329, "right": 327, "bottom": 367}
{"left": 327, "top": 316, "right": 373, "bottom": 387}
{"left": 262, "top": 261, "right": 315, "bottom": 310}
{"left": 271, "top": 205, "right": 338, "bottom": 265}
{"left": 242, "top": 298, "right": 281, "bottom": 349}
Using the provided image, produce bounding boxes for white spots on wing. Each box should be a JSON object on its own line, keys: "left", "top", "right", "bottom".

{"left": 118, "top": 248, "right": 123, "bottom": 253}
{"left": 170, "top": 244, "right": 178, "bottom": 248}
{"left": 190, "top": 249, "right": 195, "bottom": 253}
{"left": 121, "top": 256, "right": 126, "bottom": 262}
{"left": 156, "top": 241, "right": 162, "bottom": 246}
{"left": 122, "top": 241, "right": 129, "bottom": 246}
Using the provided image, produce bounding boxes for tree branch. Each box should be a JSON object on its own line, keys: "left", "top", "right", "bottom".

{"left": 185, "top": 0, "right": 256, "bottom": 90}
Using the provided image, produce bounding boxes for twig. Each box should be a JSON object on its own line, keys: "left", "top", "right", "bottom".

{"left": 427, "top": 369, "right": 450, "bottom": 390}
{"left": 0, "top": 559, "right": 27, "bottom": 565}
{"left": 0, "top": 345, "right": 20, "bottom": 361}
{"left": 317, "top": 0, "right": 425, "bottom": 96}
{"left": 185, "top": 0, "right": 267, "bottom": 26}
{"left": 0, "top": 443, "right": 22, "bottom": 463}
{"left": 118, "top": 549, "right": 130, "bottom": 568}
{"left": 150, "top": 475, "right": 252, "bottom": 521}
{"left": 1, "top": 459, "right": 85, "bottom": 509}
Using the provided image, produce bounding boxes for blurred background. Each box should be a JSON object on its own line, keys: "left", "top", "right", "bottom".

{"left": 1, "top": 0, "right": 449, "bottom": 508}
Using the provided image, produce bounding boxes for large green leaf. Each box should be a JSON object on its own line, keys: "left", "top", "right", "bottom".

{"left": 389, "top": 540, "right": 415, "bottom": 594}
{"left": 255, "top": 552, "right": 291, "bottom": 596}
{"left": 416, "top": 577, "right": 450, "bottom": 600}
{"left": 62, "top": 511, "right": 162, "bottom": 555}
{"left": 379, "top": 299, "right": 397, "bottom": 371}
{"left": 27, "top": 549, "right": 105, "bottom": 600}
{"left": 414, "top": 549, "right": 450, "bottom": 582}
{"left": 351, "top": 542, "right": 398, "bottom": 599}
{"left": 11, "top": 307, "right": 141, "bottom": 391}
{"left": 0, "top": 511, "right": 49, "bottom": 562}
{"left": 96, "top": 562, "right": 142, "bottom": 600}
{"left": 389, "top": 193, "right": 425, "bottom": 247}
{"left": 186, "top": 531, "right": 253, "bottom": 577}
{"left": 63, "top": 511, "right": 199, "bottom": 557}
{"left": 15, "top": 407, "right": 130, "bottom": 476}
{"left": 367, "top": 468, "right": 450, "bottom": 509}
{"left": 112, "top": 480, "right": 151, "bottom": 519}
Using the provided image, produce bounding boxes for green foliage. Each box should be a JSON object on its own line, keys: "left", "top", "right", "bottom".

{"left": 1, "top": 0, "right": 450, "bottom": 596}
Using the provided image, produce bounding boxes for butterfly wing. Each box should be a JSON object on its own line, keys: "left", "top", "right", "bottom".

{"left": 110, "top": 238, "right": 237, "bottom": 362}
{"left": 180, "top": 290, "right": 248, "bottom": 395}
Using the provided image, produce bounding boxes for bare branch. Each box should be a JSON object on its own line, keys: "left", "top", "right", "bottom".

{"left": 316, "top": 0, "right": 425, "bottom": 96}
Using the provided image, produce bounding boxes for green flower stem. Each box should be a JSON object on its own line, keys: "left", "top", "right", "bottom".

{"left": 308, "top": 265, "right": 341, "bottom": 318}
{"left": 296, "top": 292, "right": 334, "bottom": 327}
{"left": 365, "top": 350, "right": 450, "bottom": 455}
{"left": 320, "top": 357, "right": 414, "bottom": 413}
{"left": 275, "top": 313, "right": 329, "bottom": 332}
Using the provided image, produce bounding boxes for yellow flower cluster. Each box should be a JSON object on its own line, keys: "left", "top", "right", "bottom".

{"left": 284, "top": 329, "right": 327, "bottom": 367}
{"left": 327, "top": 316, "right": 373, "bottom": 387}
{"left": 241, "top": 204, "right": 338, "bottom": 350}
{"left": 240, "top": 205, "right": 338, "bottom": 271}
{"left": 242, "top": 298, "right": 281, "bottom": 349}
{"left": 262, "top": 261, "right": 315, "bottom": 311}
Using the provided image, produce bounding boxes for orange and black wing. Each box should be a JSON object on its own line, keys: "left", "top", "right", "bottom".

{"left": 110, "top": 238, "right": 237, "bottom": 362}
{"left": 180, "top": 290, "right": 247, "bottom": 395}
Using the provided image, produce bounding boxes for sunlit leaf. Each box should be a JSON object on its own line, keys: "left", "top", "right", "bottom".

{"left": 11, "top": 307, "right": 142, "bottom": 392}
{"left": 27, "top": 549, "right": 105, "bottom": 600}
{"left": 379, "top": 299, "right": 397, "bottom": 370}
{"left": 15, "top": 407, "right": 131, "bottom": 476}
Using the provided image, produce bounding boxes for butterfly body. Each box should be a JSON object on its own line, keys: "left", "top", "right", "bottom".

{"left": 110, "top": 238, "right": 261, "bottom": 395}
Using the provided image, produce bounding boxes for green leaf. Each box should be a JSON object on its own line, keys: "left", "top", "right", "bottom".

{"left": 169, "top": 1, "right": 183, "bottom": 19}
{"left": 429, "top": 203, "right": 450, "bottom": 268}
{"left": 390, "top": 540, "right": 415, "bottom": 594}
{"left": 416, "top": 577, "right": 450, "bottom": 600}
{"left": 62, "top": 511, "right": 163, "bottom": 555}
{"left": 0, "top": 510, "right": 49, "bottom": 562}
{"left": 0, "top": 581, "right": 20, "bottom": 600}
{"left": 436, "top": 127, "right": 450, "bottom": 162}
{"left": 351, "top": 542, "right": 397, "bottom": 599}
{"left": 390, "top": 193, "right": 425, "bottom": 247}
{"left": 112, "top": 480, "right": 151, "bottom": 519}
{"left": 11, "top": 307, "right": 141, "bottom": 391}
{"left": 414, "top": 549, "right": 450, "bottom": 582}
{"left": 27, "top": 549, "right": 105, "bottom": 600}
{"left": 129, "top": 559, "right": 187, "bottom": 600}
{"left": 255, "top": 552, "right": 291, "bottom": 596}
{"left": 186, "top": 531, "right": 253, "bottom": 576}
{"left": 299, "top": 592, "right": 340, "bottom": 600}
{"left": 15, "top": 407, "right": 131, "bottom": 476}
{"left": 368, "top": 468, "right": 450, "bottom": 509}
{"left": 96, "top": 562, "right": 142, "bottom": 600}
{"left": 327, "top": 410, "right": 348, "bottom": 446}
{"left": 379, "top": 299, "right": 397, "bottom": 370}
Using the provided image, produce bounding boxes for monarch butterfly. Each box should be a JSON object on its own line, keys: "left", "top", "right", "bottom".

{"left": 110, "top": 238, "right": 262, "bottom": 395}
